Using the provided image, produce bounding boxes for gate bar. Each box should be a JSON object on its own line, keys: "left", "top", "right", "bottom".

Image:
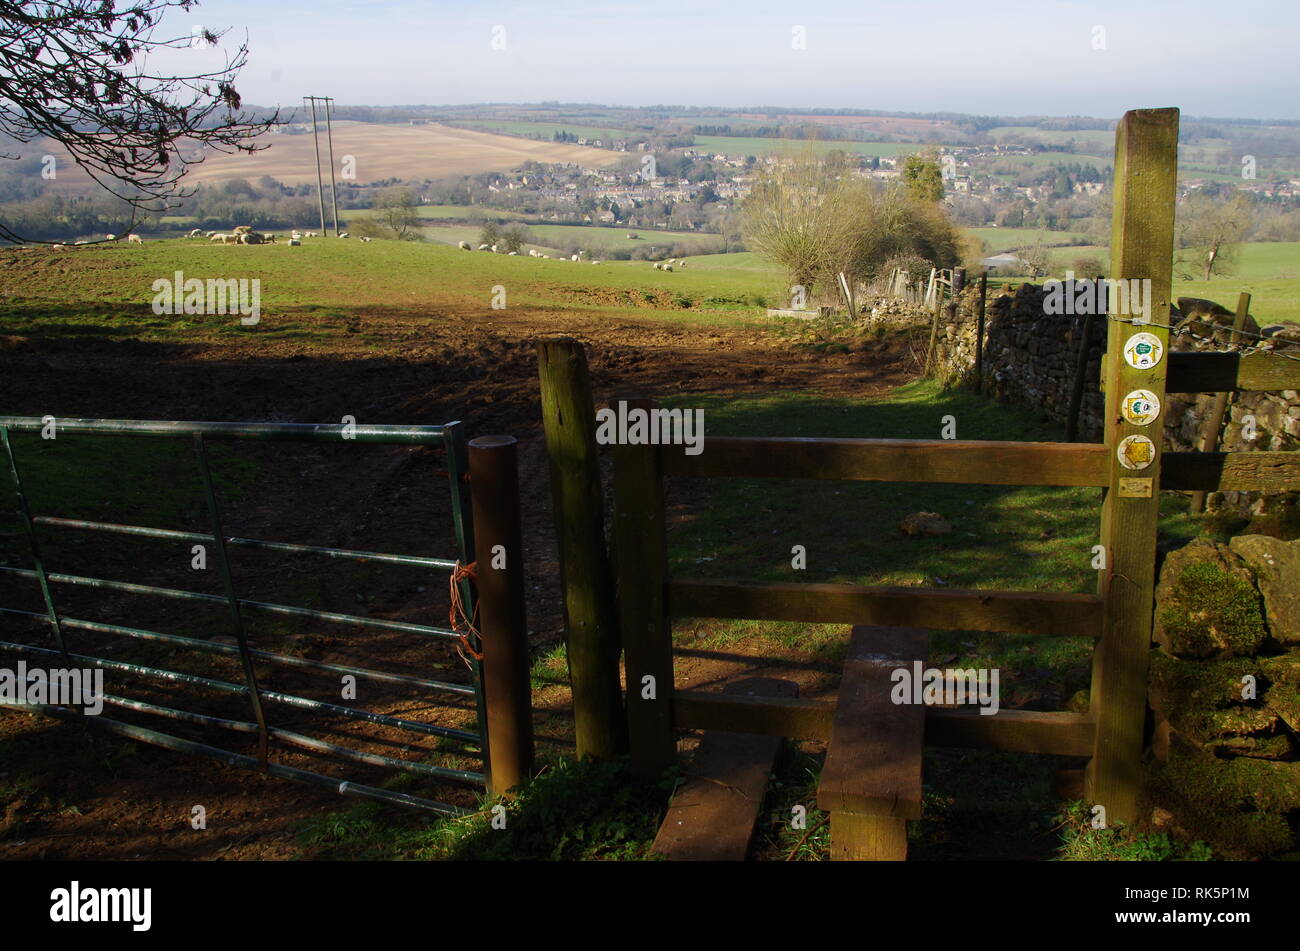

{"left": 0, "top": 639, "right": 480, "bottom": 744}
{"left": 0, "top": 417, "right": 447, "bottom": 445}
{"left": 33, "top": 516, "right": 458, "bottom": 570}
{"left": 0, "top": 567, "right": 461, "bottom": 640}
{"left": 2, "top": 702, "right": 468, "bottom": 816}
{"left": 100, "top": 694, "right": 485, "bottom": 785}
{"left": 0, "top": 607, "right": 475, "bottom": 696}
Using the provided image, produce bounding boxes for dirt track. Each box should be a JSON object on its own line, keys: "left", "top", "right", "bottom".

{"left": 0, "top": 301, "right": 913, "bottom": 859}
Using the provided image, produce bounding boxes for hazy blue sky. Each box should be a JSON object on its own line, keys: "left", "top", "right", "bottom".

{"left": 157, "top": 0, "right": 1298, "bottom": 119}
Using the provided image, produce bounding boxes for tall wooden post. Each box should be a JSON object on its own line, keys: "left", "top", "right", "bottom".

{"left": 536, "top": 337, "right": 626, "bottom": 759}
{"left": 975, "top": 273, "right": 987, "bottom": 393}
{"left": 1085, "top": 108, "right": 1179, "bottom": 828}
{"left": 1190, "top": 292, "right": 1251, "bottom": 512}
{"left": 469, "top": 435, "right": 535, "bottom": 795}
{"left": 612, "top": 397, "right": 674, "bottom": 778}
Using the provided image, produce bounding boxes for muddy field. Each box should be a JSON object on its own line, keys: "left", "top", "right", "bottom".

{"left": 0, "top": 297, "right": 914, "bottom": 859}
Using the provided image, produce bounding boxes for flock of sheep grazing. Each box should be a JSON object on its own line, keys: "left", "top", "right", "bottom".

{"left": 455, "top": 239, "right": 686, "bottom": 270}
{"left": 189, "top": 226, "right": 372, "bottom": 247}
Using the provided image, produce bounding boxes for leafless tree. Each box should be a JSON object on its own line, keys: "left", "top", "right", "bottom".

{"left": 0, "top": 0, "right": 278, "bottom": 242}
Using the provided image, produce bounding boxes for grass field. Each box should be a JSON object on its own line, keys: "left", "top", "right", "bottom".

{"left": 418, "top": 222, "right": 725, "bottom": 255}
{"left": 966, "top": 227, "right": 1091, "bottom": 251}
{"left": 0, "top": 237, "right": 785, "bottom": 325}
{"left": 692, "top": 135, "right": 923, "bottom": 160}
{"left": 452, "top": 119, "right": 636, "bottom": 143}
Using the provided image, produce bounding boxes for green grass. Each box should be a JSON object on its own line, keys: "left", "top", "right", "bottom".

{"left": 420, "top": 222, "right": 725, "bottom": 255}
{"left": 452, "top": 119, "right": 634, "bottom": 143}
{"left": 0, "top": 238, "right": 787, "bottom": 336}
{"left": 295, "top": 755, "right": 668, "bottom": 860}
{"left": 966, "top": 227, "right": 1091, "bottom": 252}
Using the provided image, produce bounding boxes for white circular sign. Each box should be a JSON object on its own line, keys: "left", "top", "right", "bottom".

{"left": 1117, "top": 434, "right": 1156, "bottom": 470}
{"left": 1121, "top": 389, "right": 1162, "bottom": 426}
{"left": 1123, "top": 332, "right": 1164, "bottom": 370}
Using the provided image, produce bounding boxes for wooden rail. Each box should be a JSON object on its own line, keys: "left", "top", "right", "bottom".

{"left": 1166, "top": 350, "right": 1300, "bottom": 393}
{"left": 667, "top": 580, "right": 1104, "bottom": 638}
{"left": 671, "top": 690, "right": 1094, "bottom": 756}
{"left": 662, "top": 437, "right": 1110, "bottom": 486}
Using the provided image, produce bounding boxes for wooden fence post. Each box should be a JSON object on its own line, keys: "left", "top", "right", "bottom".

{"left": 537, "top": 337, "right": 626, "bottom": 759}
{"left": 612, "top": 397, "right": 674, "bottom": 778}
{"left": 469, "top": 435, "right": 535, "bottom": 795}
{"left": 1189, "top": 292, "right": 1252, "bottom": 512}
{"left": 1085, "top": 107, "right": 1179, "bottom": 828}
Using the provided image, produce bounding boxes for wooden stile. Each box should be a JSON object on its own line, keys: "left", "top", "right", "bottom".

{"left": 1085, "top": 107, "right": 1179, "bottom": 827}
{"left": 818, "top": 626, "right": 927, "bottom": 860}
{"left": 612, "top": 397, "right": 675, "bottom": 778}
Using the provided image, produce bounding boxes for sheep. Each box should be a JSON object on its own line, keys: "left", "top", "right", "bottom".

{"left": 127, "top": 234, "right": 144, "bottom": 244}
{"left": 541, "top": 254, "right": 551, "bottom": 259}
{"left": 339, "top": 232, "right": 350, "bottom": 239}
{"left": 305, "top": 231, "right": 319, "bottom": 238}
{"left": 678, "top": 259, "right": 687, "bottom": 268}
{"left": 288, "top": 238, "right": 301, "bottom": 246}
{"left": 571, "top": 254, "right": 579, "bottom": 262}
{"left": 220, "top": 233, "right": 241, "bottom": 245}
{"left": 239, "top": 232, "right": 269, "bottom": 245}
{"left": 662, "top": 263, "right": 673, "bottom": 272}
{"left": 459, "top": 241, "right": 472, "bottom": 250}
{"left": 591, "top": 260, "right": 601, "bottom": 264}
{"left": 507, "top": 250, "right": 517, "bottom": 255}
{"left": 105, "top": 233, "right": 117, "bottom": 240}
{"left": 490, "top": 244, "right": 499, "bottom": 253}
{"left": 233, "top": 225, "right": 253, "bottom": 235}
{"left": 652, "top": 262, "right": 662, "bottom": 270}
{"left": 209, "top": 233, "right": 231, "bottom": 243}
{"left": 360, "top": 236, "right": 373, "bottom": 243}
{"left": 478, "top": 244, "right": 491, "bottom": 251}
{"left": 528, "top": 249, "right": 538, "bottom": 257}
{"left": 291, "top": 231, "right": 303, "bottom": 240}
{"left": 188, "top": 228, "right": 203, "bottom": 238}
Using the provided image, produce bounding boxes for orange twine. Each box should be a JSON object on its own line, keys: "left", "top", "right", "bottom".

{"left": 449, "top": 561, "right": 483, "bottom": 665}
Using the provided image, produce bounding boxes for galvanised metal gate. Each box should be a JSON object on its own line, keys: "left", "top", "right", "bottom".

{"left": 0, "top": 416, "right": 531, "bottom": 815}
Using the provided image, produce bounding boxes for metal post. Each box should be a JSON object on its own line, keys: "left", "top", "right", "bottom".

{"left": 306, "top": 97, "right": 327, "bottom": 237}
{"left": 323, "top": 97, "right": 340, "bottom": 236}
{"left": 468, "top": 435, "right": 534, "bottom": 795}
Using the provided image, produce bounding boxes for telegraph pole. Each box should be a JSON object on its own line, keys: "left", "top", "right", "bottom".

{"left": 305, "top": 96, "right": 327, "bottom": 236}
{"left": 323, "top": 97, "right": 341, "bottom": 236}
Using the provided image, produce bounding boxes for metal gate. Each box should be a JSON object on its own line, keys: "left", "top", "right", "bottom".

{"left": 0, "top": 416, "right": 513, "bottom": 815}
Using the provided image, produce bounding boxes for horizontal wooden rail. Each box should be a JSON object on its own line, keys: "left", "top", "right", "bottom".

{"left": 1166, "top": 351, "right": 1300, "bottom": 393}
{"left": 660, "top": 437, "right": 1109, "bottom": 487}
{"left": 1162, "top": 451, "right": 1300, "bottom": 492}
{"left": 667, "top": 580, "right": 1104, "bottom": 638}
{"left": 671, "top": 690, "right": 1094, "bottom": 756}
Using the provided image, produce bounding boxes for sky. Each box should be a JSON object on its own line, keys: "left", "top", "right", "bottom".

{"left": 153, "top": 0, "right": 1300, "bottom": 120}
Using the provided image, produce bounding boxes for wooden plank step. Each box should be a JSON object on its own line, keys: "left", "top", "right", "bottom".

{"left": 818, "top": 625, "right": 928, "bottom": 861}
{"left": 651, "top": 677, "right": 797, "bottom": 861}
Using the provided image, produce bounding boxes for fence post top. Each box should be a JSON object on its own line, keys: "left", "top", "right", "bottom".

{"left": 469, "top": 434, "right": 517, "bottom": 450}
